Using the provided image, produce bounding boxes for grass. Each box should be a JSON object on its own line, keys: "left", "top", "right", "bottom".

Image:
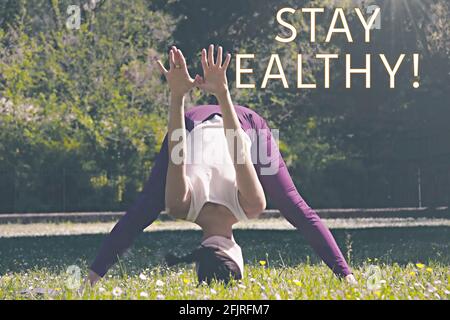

{"left": 0, "top": 227, "right": 449, "bottom": 300}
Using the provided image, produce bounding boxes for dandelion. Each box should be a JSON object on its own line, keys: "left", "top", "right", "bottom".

{"left": 139, "top": 273, "right": 147, "bottom": 280}
{"left": 259, "top": 260, "right": 267, "bottom": 266}
{"left": 426, "top": 268, "right": 433, "bottom": 273}
{"left": 183, "top": 278, "right": 190, "bottom": 284}
{"left": 416, "top": 263, "right": 425, "bottom": 269}
{"left": 140, "top": 292, "right": 149, "bottom": 298}
{"left": 409, "top": 271, "right": 416, "bottom": 277}
{"left": 155, "top": 280, "right": 164, "bottom": 287}
{"left": 112, "top": 287, "right": 123, "bottom": 297}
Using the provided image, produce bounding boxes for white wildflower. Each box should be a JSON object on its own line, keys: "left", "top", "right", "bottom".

{"left": 112, "top": 287, "right": 123, "bottom": 297}
{"left": 139, "top": 273, "right": 147, "bottom": 280}
{"left": 155, "top": 279, "right": 164, "bottom": 287}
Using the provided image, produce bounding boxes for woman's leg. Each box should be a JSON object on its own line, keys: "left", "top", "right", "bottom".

{"left": 252, "top": 117, "right": 352, "bottom": 278}
{"left": 90, "top": 135, "right": 170, "bottom": 277}
{"left": 90, "top": 114, "right": 196, "bottom": 278}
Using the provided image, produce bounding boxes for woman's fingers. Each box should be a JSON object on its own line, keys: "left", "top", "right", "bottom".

{"left": 208, "top": 44, "right": 215, "bottom": 66}
{"left": 216, "top": 46, "right": 223, "bottom": 67}
{"left": 155, "top": 60, "right": 168, "bottom": 75}
{"left": 194, "top": 74, "right": 204, "bottom": 85}
{"left": 169, "top": 49, "right": 176, "bottom": 69}
{"left": 194, "top": 74, "right": 206, "bottom": 90}
{"left": 172, "top": 46, "right": 184, "bottom": 68}
{"left": 177, "top": 49, "right": 187, "bottom": 68}
{"left": 222, "top": 53, "right": 231, "bottom": 70}
{"left": 171, "top": 46, "right": 179, "bottom": 58}
{"left": 201, "top": 48, "right": 208, "bottom": 70}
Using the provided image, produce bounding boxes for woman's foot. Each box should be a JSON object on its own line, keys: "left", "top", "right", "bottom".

{"left": 86, "top": 269, "right": 101, "bottom": 286}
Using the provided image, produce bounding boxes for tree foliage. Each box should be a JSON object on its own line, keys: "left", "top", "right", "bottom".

{"left": 0, "top": 0, "right": 449, "bottom": 212}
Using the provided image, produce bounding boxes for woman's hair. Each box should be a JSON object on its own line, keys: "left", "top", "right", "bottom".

{"left": 165, "top": 246, "right": 242, "bottom": 285}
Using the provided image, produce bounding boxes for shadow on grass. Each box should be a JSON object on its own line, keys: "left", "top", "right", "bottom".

{"left": 0, "top": 227, "right": 449, "bottom": 275}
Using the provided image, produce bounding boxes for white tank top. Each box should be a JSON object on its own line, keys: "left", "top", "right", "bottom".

{"left": 185, "top": 115, "right": 252, "bottom": 223}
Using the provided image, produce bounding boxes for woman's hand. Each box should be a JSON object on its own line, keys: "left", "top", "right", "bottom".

{"left": 155, "top": 46, "right": 195, "bottom": 99}
{"left": 194, "top": 44, "right": 231, "bottom": 99}
{"left": 345, "top": 274, "right": 358, "bottom": 285}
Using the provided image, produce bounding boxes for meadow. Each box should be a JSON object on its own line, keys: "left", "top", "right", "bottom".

{"left": 0, "top": 226, "right": 449, "bottom": 300}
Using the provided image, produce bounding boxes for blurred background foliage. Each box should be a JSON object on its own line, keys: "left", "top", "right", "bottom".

{"left": 0, "top": 0, "right": 449, "bottom": 212}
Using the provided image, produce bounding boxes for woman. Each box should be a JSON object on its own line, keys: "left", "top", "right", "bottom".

{"left": 87, "top": 45, "right": 357, "bottom": 286}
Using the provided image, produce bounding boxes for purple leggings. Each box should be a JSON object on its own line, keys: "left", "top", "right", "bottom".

{"left": 90, "top": 105, "right": 352, "bottom": 278}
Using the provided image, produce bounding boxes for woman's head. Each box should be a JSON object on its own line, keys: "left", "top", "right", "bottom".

{"left": 165, "top": 244, "right": 243, "bottom": 285}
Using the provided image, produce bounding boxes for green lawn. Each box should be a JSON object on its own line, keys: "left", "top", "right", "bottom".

{"left": 0, "top": 227, "right": 449, "bottom": 299}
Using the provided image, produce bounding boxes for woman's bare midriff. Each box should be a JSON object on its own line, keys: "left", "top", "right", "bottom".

{"left": 195, "top": 202, "right": 238, "bottom": 240}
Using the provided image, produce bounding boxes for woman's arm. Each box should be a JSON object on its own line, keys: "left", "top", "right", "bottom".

{"left": 165, "top": 94, "right": 191, "bottom": 218}
{"left": 157, "top": 47, "right": 193, "bottom": 218}
{"left": 195, "top": 45, "right": 266, "bottom": 218}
